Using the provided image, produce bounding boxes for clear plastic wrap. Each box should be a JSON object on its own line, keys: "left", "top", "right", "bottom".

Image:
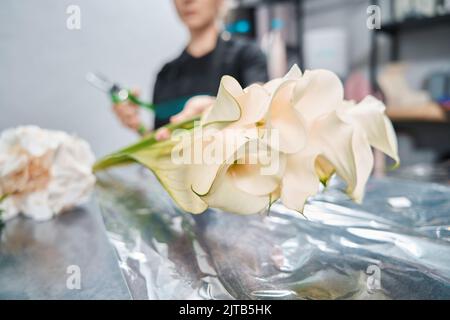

{"left": 95, "top": 166, "right": 450, "bottom": 300}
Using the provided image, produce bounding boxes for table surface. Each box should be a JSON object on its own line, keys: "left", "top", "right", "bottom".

{"left": 95, "top": 168, "right": 450, "bottom": 300}
{"left": 0, "top": 164, "right": 450, "bottom": 299}
{"left": 0, "top": 202, "right": 130, "bottom": 299}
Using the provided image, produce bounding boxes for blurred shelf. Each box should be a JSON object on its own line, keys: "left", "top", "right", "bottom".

{"left": 386, "top": 102, "right": 448, "bottom": 122}
{"left": 377, "top": 14, "right": 450, "bottom": 35}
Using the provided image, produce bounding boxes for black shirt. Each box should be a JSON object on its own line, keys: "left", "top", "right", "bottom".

{"left": 152, "top": 35, "right": 268, "bottom": 128}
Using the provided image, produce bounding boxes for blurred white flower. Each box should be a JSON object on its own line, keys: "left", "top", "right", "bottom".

{"left": 0, "top": 126, "right": 96, "bottom": 221}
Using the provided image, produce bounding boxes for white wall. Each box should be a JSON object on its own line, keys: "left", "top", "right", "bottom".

{"left": 0, "top": 0, "right": 188, "bottom": 156}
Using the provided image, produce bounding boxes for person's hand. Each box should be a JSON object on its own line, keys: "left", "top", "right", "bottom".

{"left": 169, "top": 95, "right": 215, "bottom": 123}
{"left": 112, "top": 89, "right": 142, "bottom": 131}
{"left": 155, "top": 95, "right": 215, "bottom": 141}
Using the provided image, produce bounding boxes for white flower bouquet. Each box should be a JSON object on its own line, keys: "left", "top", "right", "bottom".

{"left": 0, "top": 126, "right": 96, "bottom": 221}
{"left": 94, "top": 65, "right": 399, "bottom": 215}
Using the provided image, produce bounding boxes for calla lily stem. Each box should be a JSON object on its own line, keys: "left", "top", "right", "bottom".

{"left": 93, "top": 115, "right": 200, "bottom": 172}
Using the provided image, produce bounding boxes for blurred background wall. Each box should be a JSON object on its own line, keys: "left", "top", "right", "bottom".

{"left": 302, "top": 0, "right": 450, "bottom": 92}
{"left": 1, "top": 0, "right": 450, "bottom": 166}
{"left": 0, "top": 0, "right": 187, "bottom": 156}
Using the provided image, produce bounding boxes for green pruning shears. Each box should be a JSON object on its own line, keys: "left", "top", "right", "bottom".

{"left": 86, "top": 72, "right": 155, "bottom": 135}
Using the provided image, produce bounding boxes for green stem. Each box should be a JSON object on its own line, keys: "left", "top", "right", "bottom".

{"left": 0, "top": 194, "right": 7, "bottom": 227}
{"left": 93, "top": 116, "right": 200, "bottom": 172}
{"left": 0, "top": 194, "right": 8, "bottom": 203}
{"left": 92, "top": 154, "right": 135, "bottom": 172}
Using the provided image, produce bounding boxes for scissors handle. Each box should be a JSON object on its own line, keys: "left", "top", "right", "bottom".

{"left": 127, "top": 93, "right": 155, "bottom": 111}
{"left": 111, "top": 90, "right": 155, "bottom": 136}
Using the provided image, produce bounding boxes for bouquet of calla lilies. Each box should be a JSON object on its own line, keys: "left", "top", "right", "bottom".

{"left": 94, "top": 65, "right": 399, "bottom": 215}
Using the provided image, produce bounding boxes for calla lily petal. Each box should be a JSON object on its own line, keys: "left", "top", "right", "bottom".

{"left": 230, "top": 164, "right": 279, "bottom": 196}
{"left": 233, "top": 84, "right": 270, "bottom": 126}
{"left": 263, "top": 78, "right": 283, "bottom": 95}
{"left": 340, "top": 96, "right": 399, "bottom": 164}
{"left": 294, "top": 69, "right": 344, "bottom": 123}
{"left": 313, "top": 111, "right": 358, "bottom": 196}
{"left": 264, "top": 81, "right": 307, "bottom": 154}
{"left": 131, "top": 145, "right": 208, "bottom": 214}
{"left": 281, "top": 150, "right": 320, "bottom": 212}
{"left": 202, "top": 76, "right": 242, "bottom": 125}
{"left": 284, "top": 64, "right": 303, "bottom": 80}
{"left": 348, "top": 130, "right": 374, "bottom": 202}
{"left": 263, "top": 64, "right": 303, "bottom": 95}
{"left": 199, "top": 165, "right": 270, "bottom": 214}
{"left": 189, "top": 129, "right": 250, "bottom": 196}
{"left": 229, "top": 150, "right": 286, "bottom": 196}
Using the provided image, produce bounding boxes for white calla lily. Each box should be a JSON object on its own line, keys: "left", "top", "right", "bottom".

{"left": 189, "top": 67, "right": 307, "bottom": 213}
{"left": 195, "top": 140, "right": 282, "bottom": 214}
{"left": 95, "top": 64, "right": 400, "bottom": 216}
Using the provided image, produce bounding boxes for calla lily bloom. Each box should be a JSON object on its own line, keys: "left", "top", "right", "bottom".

{"left": 279, "top": 69, "right": 399, "bottom": 212}
{"left": 187, "top": 67, "right": 310, "bottom": 213}
{"left": 94, "top": 65, "right": 399, "bottom": 216}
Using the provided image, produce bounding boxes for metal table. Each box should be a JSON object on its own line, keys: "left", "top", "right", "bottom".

{"left": 0, "top": 203, "right": 130, "bottom": 299}
{"left": 1, "top": 164, "right": 450, "bottom": 300}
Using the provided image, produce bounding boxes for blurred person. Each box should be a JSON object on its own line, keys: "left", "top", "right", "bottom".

{"left": 114, "top": 0, "right": 268, "bottom": 140}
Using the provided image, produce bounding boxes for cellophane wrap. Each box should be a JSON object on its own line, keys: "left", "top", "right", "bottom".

{"left": 95, "top": 166, "right": 450, "bottom": 300}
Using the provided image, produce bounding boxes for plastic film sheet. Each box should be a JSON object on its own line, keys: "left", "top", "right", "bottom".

{"left": 95, "top": 166, "right": 450, "bottom": 300}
